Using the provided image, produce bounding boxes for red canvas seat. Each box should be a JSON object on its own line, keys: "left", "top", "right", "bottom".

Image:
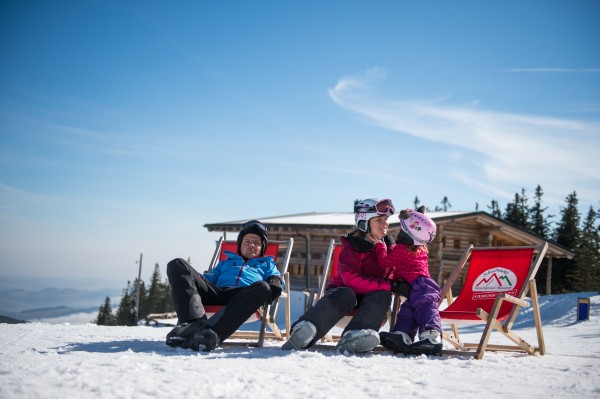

{"left": 439, "top": 242, "right": 548, "bottom": 359}
{"left": 215, "top": 241, "right": 280, "bottom": 261}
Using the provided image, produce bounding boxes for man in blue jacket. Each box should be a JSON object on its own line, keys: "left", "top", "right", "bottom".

{"left": 165, "top": 220, "right": 283, "bottom": 351}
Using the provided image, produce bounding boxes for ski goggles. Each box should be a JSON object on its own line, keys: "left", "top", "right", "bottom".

{"left": 242, "top": 220, "right": 268, "bottom": 233}
{"left": 375, "top": 198, "right": 395, "bottom": 216}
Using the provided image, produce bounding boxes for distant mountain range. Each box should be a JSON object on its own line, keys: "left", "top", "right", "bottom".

{"left": 0, "top": 287, "right": 121, "bottom": 322}
{"left": 0, "top": 276, "right": 124, "bottom": 291}
{"left": 0, "top": 315, "right": 27, "bottom": 324}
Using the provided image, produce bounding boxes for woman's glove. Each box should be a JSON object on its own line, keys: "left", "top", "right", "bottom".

{"left": 267, "top": 275, "right": 283, "bottom": 303}
{"left": 383, "top": 234, "right": 395, "bottom": 247}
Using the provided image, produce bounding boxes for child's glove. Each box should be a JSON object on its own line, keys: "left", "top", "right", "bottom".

{"left": 267, "top": 275, "right": 283, "bottom": 303}
{"left": 390, "top": 279, "right": 412, "bottom": 298}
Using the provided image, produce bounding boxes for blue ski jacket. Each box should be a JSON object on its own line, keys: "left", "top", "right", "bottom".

{"left": 203, "top": 251, "right": 284, "bottom": 288}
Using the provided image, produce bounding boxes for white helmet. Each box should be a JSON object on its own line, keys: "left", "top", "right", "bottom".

{"left": 354, "top": 198, "right": 395, "bottom": 232}
{"left": 399, "top": 209, "right": 437, "bottom": 245}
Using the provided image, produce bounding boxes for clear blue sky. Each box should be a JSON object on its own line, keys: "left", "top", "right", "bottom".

{"left": 1, "top": 1, "right": 599, "bottom": 289}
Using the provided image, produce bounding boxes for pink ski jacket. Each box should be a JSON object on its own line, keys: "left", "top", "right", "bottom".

{"left": 328, "top": 236, "right": 393, "bottom": 295}
{"left": 375, "top": 242, "right": 430, "bottom": 283}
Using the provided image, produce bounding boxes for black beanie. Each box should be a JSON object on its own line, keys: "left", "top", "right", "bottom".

{"left": 237, "top": 220, "right": 268, "bottom": 256}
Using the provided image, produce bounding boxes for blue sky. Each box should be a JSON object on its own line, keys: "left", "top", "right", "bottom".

{"left": 1, "top": 1, "right": 599, "bottom": 289}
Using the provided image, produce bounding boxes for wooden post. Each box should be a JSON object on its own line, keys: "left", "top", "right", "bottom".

{"left": 546, "top": 256, "right": 552, "bottom": 295}
{"left": 436, "top": 225, "right": 444, "bottom": 284}
{"left": 305, "top": 233, "right": 312, "bottom": 289}
{"left": 134, "top": 253, "right": 142, "bottom": 324}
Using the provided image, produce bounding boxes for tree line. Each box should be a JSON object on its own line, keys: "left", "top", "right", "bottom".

{"left": 489, "top": 187, "right": 598, "bottom": 294}
{"left": 415, "top": 185, "right": 599, "bottom": 294}
{"left": 96, "top": 262, "right": 175, "bottom": 326}
{"left": 97, "top": 185, "right": 599, "bottom": 325}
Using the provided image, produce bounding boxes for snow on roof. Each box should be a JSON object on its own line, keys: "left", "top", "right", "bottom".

{"left": 205, "top": 211, "right": 473, "bottom": 227}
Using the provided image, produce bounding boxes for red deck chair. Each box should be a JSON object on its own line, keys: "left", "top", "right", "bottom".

{"left": 308, "top": 239, "right": 394, "bottom": 342}
{"left": 439, "top": 242, "right": 548, "bottom": 359}
{"left": 204, "top": 236, "right": 294, "bottom": 347}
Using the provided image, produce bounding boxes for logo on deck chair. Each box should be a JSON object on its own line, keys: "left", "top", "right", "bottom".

{"left": 472, "top": 267, "right": 518, "bottom": 300}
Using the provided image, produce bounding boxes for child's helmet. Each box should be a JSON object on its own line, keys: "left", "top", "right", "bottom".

{"left": 399, "top": 209, "right": 437, "bottom": 245}
{"left": 354, "top": 198, "right": 395, "bottom": 232}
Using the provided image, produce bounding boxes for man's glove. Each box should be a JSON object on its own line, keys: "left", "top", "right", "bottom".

{"left": 267, "top": 275, "right": 283, "bottom": 303}
{"left": 390, "top": 279, "right": 412, "bottom": 298}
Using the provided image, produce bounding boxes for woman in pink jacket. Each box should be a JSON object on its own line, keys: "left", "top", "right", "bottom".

{"left": 282, "top": 198, "right": 411, "bottom": 355}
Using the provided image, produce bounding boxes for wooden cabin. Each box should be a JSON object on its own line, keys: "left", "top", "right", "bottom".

{"left": 204, "top": 211, "right": 574, "bottom": 294}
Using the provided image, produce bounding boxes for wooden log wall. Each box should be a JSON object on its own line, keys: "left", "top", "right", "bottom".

{"left": 267, "top": 226, "right": 352, "bottom": 290}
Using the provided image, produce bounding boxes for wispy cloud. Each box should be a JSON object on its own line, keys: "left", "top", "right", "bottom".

{"left": 504, "top": 68, "right": 600, "bottom": 73}
{"left": 2, "top": 109, "right": 199, "bottom": 160}
{"left": 0, "top": 182, "right": 69, "bottom": 233}
{"left": 37, "top": 120, "right": 188, "bottom": 158}
{"left": 267, "top": 159, "right": 417, "bottom": 184}
{"left": 328, "top": 68, "right": 600, "bottom": 205}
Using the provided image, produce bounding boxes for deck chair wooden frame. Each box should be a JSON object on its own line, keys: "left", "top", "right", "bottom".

{"left": 439, "top": 242, "right": 548, "bottom": 359}
{"left": 307, "top": 239, "right": 396, "bottom": 343}
{"left": 205, "top": 236, "right": 294, "bottom": 347}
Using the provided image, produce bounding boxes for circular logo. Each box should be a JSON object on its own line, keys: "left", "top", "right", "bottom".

{"left": 472, "top": 267, "right": 518, "bottom": 293}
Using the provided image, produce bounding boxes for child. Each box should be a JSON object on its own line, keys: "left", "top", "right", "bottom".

{"left": 374, "top": 207, "right": 443, "bottom": 356}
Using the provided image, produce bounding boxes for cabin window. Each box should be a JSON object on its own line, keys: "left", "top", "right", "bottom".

{"left": 453, "top": 238, "right": 461, "bottom": 249}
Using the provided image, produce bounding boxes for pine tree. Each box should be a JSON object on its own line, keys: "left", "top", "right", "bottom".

{"left": 529, "top": 185, "right": 553, "bottom": 239}
{"left": 487, "top": 200, "right": 502, "bottom": 218}
{"left": 160, "top": 278, "right": 175, "bottom": 314}
{"left": 413, "top": 196, "right": 420, "bottom": 210}
{"left": 554, "top": 192, "right": 581, "bottom": 249}
{"left": 571, "top": 207, "right": 600, "bottom": 292}
{"left": 133, "top": 279, "right": 147, "bottom": 319}
{"left": 95, "top": 296, "right": 116, "bottom": 326}
{"left": 147, "top": 263, "right": 163, "bottom": 314}
{"left": 504, "top": 188, "right": 531, "bottom": 230}
{"left": 115, "top": 281, "right": 136, "bottom": 326}
{"left": 552, "top": 191, "right": 581, "bottom": 293}
{"left": 440, "top": 196, "right": 452, "bottom": 212}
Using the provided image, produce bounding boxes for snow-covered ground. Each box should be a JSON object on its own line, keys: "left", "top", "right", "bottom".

{"left": 1, "top": 292, "right": 599, "bottom": 399}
